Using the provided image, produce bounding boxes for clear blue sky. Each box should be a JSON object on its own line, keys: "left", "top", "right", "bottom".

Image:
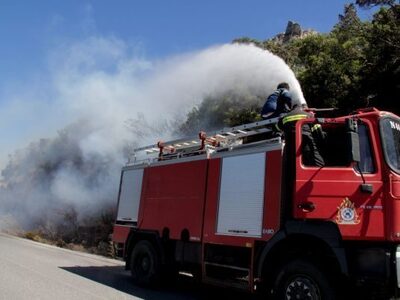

{"left": 0, "top": 0, "right": 376, "bottom": 89}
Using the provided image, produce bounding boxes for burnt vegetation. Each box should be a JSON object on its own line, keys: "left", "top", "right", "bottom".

{"left": 0, "top": 121, "right": 117, "bottom": 256}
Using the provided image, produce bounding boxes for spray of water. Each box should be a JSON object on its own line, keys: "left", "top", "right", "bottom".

{"left": 0, "top": 37, "right": 304, "bottom": 231}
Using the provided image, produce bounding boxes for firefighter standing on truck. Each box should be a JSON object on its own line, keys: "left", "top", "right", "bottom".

{"left": 260, "top": 82, "right": 293, "bottom": 119}
{"left": 276, "top": 104, "right": 325, "bottom": 167}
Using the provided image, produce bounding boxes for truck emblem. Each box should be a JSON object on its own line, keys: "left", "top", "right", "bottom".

{"left": 336, "top": 197, "right": 360, "bottom": 225}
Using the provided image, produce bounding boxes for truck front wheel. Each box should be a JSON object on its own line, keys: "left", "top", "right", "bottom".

{"left": 273, "top": 259, "right": 335, "bottom": 300}
{"left": 130, "top": 240, "right": 160, "bottom": 286}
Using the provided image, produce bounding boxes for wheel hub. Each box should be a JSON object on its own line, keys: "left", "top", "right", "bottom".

{"left": 141, "top": 256, "right": 150, "bottom": 272}
{"left": 285, "top": 277, "right": 320, "bottom": 300}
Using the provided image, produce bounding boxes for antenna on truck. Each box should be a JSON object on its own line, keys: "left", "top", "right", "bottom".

{"left": 305, "top": 107, "right": 338, "bottom": 113}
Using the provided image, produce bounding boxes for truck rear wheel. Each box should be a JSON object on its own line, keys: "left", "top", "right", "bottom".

{"left": 130, "top": 240, "right": 160, "bottom": 286}
{"left": 273, "top": 259, "right": 335, "bottom": 300}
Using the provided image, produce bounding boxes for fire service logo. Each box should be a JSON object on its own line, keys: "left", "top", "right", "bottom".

{"left": 336, "top": 197, "right": 360, "bottom": 225}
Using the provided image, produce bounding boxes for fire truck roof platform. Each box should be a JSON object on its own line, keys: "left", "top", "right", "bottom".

{"left": 127, "top": 116, "right": 283, "bottom": 166}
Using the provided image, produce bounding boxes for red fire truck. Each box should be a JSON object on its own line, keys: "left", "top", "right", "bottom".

{"left": 113, "top": 107, "right": 400, "bottom": 299}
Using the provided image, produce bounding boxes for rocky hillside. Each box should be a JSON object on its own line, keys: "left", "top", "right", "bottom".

{"left": 271, "top": 21, "right": 317, "bottom": 44}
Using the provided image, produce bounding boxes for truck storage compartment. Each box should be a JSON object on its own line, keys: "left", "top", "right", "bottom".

{"left": 139, "top": 159, "right": 208, "bottom": 241}
{"left": 217, "top": 152, "right": 265, "bottom": 238}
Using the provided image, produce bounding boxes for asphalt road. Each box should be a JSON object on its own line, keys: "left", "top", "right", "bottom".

{"left": 0, "top": 233, "right": 254, "bottom": 300}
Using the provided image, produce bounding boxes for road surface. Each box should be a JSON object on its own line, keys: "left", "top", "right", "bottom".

{"left": 0, "top": 233, "right": 254, "bottom": 300}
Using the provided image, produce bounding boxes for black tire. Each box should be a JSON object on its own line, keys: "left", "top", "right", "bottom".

{"left": 273, "top": 259, "right": 335, "bottom": 300}
{"left": 130, "top": 240, "right": 160, "bottom": 286}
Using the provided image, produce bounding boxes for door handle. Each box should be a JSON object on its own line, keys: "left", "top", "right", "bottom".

{"left": 298, "top": 202, "right": 315, "bottom": 212}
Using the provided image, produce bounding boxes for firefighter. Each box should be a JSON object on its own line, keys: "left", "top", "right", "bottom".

{"left": 276, "top": 104, "right": 325, "bottom": 167}
{"left": 260, "top": 82, "right": 293, "bottom": 119}
{"left": 276, "top": 103, "right": 308, "bottom": 130}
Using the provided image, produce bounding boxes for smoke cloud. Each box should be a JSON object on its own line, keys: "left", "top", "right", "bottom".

{"left": 0, "top": 37, "right": 304, "bottom": 230}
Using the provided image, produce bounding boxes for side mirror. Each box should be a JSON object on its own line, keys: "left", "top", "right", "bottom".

{"left": 345, "top": 118, "right": 360, "bottom": 163}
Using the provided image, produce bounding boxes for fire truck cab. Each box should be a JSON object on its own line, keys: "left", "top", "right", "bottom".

{"left": 113, "top": 108, "right": 400, "bottom": 299}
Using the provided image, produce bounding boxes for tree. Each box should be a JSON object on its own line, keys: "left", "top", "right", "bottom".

{"left": 178, "top": 92, "right": 263, "bottom": 136}
{"left": 359, "top": 4, "right": 400, "bottom": 114}
{"left": 333, "top": 4, "right": 363, "bottom": 42}
{"left": 295, "top": 4, "right": 368, "bottom": 112}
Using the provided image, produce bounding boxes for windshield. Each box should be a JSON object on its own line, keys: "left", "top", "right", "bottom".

{"left": 380, "top": 116, "right": 400, "bottom": 174}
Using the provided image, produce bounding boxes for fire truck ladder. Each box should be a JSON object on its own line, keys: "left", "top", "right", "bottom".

{"left": 128, "top": 116, "right": 281, "bottom": 164}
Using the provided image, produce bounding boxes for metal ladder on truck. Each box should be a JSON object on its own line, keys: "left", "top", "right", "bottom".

{"left": 128, "top": 116, "right": 282, "bottom": 166}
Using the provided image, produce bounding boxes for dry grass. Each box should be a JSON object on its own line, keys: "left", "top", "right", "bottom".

{"left": 20, "top": 207, "right": 116, "bottom": 258}
{"left": 24, "top": 231, "right": 41, "bottom": 241}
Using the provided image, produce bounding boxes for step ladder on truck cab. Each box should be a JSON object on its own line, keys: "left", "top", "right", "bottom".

{"left": 127, "top": 116, "right": 283, "bottom": 166}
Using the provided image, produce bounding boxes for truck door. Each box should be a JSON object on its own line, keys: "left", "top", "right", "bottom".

{"left": 294, "top": 120, "right": 384, "bottom": 240}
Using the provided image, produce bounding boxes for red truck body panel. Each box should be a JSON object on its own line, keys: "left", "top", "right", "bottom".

{"left": 113, "top": 224, "right": 131, "bottom": 243}
{"left": 138, "top": 159, "right": 208, "bottom": 241}
{"left": 389, "top": 172, "right": 400, "bottom": 241}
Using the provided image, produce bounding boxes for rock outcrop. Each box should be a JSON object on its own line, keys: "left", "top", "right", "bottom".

{"left": 272, "top": 21, "right": 317, "bottom": 44}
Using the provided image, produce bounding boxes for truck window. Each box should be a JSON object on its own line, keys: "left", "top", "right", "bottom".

{"left": 301, "top": 123, "right": 348, "bottom": 167}
{"left": 357, "top": 124, "right": 375, "bottom": 173}
{"left": 301, "top": 123, "right": 375, "bottom": 173}
{"left": 380, "top": 116, "right": 400, "bottom": 174}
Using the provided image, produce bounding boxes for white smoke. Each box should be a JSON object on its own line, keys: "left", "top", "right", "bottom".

{"left": 0, "top": 37, "right": 304, "bottom": 229}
